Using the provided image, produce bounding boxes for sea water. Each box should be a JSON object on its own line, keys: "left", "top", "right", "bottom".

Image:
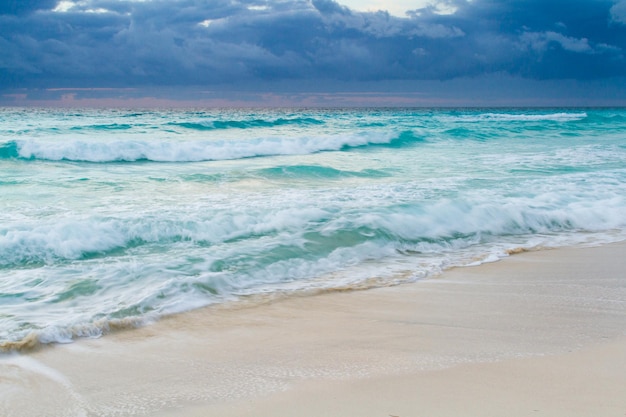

{"left": 1, "top": 107, "right": 625, "bottom": 348}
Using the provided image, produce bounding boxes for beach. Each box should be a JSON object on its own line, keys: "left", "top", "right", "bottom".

{"left": 2, "top": 0, "right": 626, "bottom": 413}
{"left": 2, "top": 242, "right": 625, "bottom": 417}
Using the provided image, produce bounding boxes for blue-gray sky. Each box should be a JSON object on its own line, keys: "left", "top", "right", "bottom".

{"left": 1, "top": 0, "right": 625, "bottom": 106}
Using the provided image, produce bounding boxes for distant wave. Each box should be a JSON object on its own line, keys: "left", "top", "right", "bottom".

{"left": 445, "top": 112, "right": 588, "bottom": 122}
{"left": 2, "top": 131, "right": 413, "bottom": 162}
{"left": 167, "top": 116, "right": 324, "bottom": 131}
{"left": 71, "top": 123, "right": 135, "bottom": 131}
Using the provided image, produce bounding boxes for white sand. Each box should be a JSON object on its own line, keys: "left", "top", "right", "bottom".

{"left": 2, "top": 243, "right": 626, "bottom": 417}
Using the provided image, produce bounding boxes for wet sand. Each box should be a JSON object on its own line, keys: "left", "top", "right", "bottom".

{"left": 2, "top": 243, "right": 626, "bottom": 417}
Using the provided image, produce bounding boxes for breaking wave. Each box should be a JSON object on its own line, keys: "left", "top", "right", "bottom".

{"left": 2, "top": 131, "right": 411, "bottom": 162}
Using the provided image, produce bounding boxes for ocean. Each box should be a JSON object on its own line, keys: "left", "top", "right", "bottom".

{"left": 1, "top": 107, "right": 625, "bottom": 349}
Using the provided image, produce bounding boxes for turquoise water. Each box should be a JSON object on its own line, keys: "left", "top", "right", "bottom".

{"left": 1, "top": 107, "right": 625, "bottom": 347}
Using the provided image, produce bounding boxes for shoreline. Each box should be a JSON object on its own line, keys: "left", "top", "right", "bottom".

{"left": 2, "top": 242, "right": 626, "bottom": 416}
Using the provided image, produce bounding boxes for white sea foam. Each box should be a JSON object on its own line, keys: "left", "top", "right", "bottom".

{"left": 14, "top": 131, "right": 396, "bottom": 162}
{"left": 2, "top": 182, "right": 624, "bottom": 269}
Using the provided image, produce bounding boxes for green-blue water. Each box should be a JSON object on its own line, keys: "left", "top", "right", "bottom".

{"left": 1, "top": 107, "right": 625, "bottom": 348}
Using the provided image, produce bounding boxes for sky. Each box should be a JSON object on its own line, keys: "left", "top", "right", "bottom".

{"left": 1, "top": 0, "right": 625, "bottom": 107}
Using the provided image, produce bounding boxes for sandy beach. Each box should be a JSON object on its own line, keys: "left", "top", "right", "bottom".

{"left": 2, "top": 242, "right": 626, "bottom": 417}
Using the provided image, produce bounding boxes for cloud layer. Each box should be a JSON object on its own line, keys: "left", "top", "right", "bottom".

{"left": 0, "top": 0, "right": 625, "bottom": 103}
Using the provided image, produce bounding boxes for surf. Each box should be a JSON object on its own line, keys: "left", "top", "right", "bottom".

{"left": 4, "top": 131, "right": 418, "bottom": 162}
{"left": 1, "top": 107, "right": 626, "bottom": 350}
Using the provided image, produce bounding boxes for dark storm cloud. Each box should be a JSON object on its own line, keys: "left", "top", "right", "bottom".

{"left": 0, "top": 0, "right": 624, "bottom": 91}
{"left": 0, "top": 0, "right": 57, "bottom": 16}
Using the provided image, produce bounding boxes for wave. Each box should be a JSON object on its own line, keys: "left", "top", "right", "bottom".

{"left": 1, "top": 131, "right": 410, "bottom": 162}
{"left": 256, "top": 165, "right": 391, "bottom": 180}
{"left": 2, "top": 191, "right": 624, "bottom": 268}
{"left": 0, "top": 141, "right": 19, "bottom": 159}
{"left": 2, "top": 192, "right": 625, "bottom": 346}
{"left": 167, "top": 116, "right": 324, "bottom": 131}
{"left": 0, "top": 207, "right": 332, "bottom": 267}
{"left": 444, "top": 112, "right": 588, "bottom": 122}
{"left": 2, "top": 189, "right": 625, "bottom": 348}
{"left": 581, "top": 111, "right": 626, "bottom": 125}
{"left": 0, "top": 316, "right": 147, "bottom": 352}
{"left": 70, "top": 123, "right": 135, "bottom": 131}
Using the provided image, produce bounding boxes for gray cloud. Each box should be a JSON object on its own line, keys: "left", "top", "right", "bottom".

{"left": 611, "top": 0, "right": 626, "bottom": 24}
{"left": 0, "top": 0, "right": 57, "bottom": 16}
{"left": 0, "top": 0, "right": 624, "bottom": 96}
